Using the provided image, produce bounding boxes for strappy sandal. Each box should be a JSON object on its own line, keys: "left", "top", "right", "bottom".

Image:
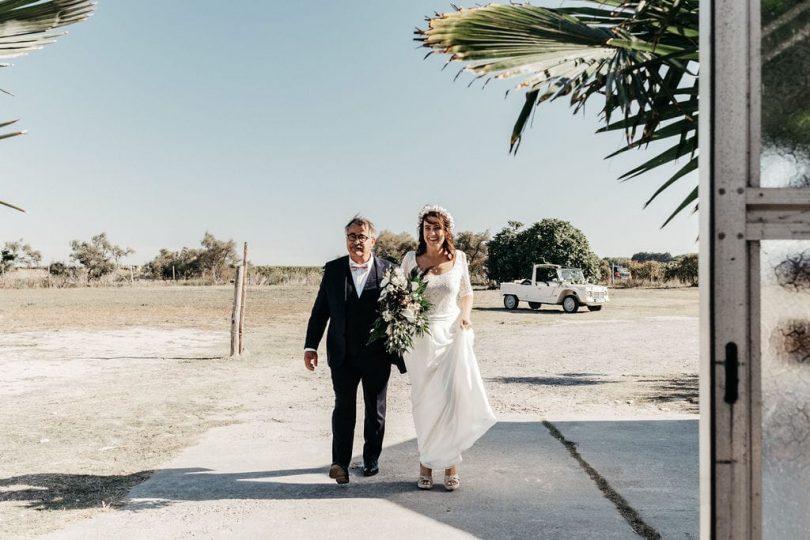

{"left": 444, "top": 470, "right": 460, "bottom": 491}
{"left": 417, "top": 464, "right": 433, "bottom": 490}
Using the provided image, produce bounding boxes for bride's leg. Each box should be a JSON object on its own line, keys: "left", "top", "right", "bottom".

{"left": 443, "top": 465, "right": 459, "bottom": 491}
{"left": 417, "top": 463, "right": 433, "bottom": 490}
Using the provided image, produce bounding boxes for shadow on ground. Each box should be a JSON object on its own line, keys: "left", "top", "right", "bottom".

{"left": 474, "top": 307, "right": 569, "bottom": 315}
{"left": 0, "top": 472, "right": 153, "bottom": 510}
{"left": 4, "top": 422, "right": 699, "bottom": 539}
{"left": 488, "top": 374, "right": 617, "bottom": 386}
{"left": 636, "top": 373, "right": 699, "bottom": 413}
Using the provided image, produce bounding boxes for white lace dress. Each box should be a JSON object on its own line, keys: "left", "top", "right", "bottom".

{"left": 401, "top": 250, "right": 497, "bottom": 469}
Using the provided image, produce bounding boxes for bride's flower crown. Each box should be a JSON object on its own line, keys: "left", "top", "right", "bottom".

{"left": 417, "top": 204, "right": 455, "bottom": 232}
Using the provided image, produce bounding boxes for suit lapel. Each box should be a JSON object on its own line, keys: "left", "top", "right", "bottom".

{"left": 343, "top": 258, "right": 355, "bottom": 301}
{"left": 366, "top": 259, "right": 379, "bottom": 296}
{"left": 373, "top": 257, "right": 384, "bottom": 288}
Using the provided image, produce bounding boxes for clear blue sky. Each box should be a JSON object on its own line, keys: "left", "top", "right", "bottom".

{"left": 1, "top": 1, "right": 698, "bottom": 265}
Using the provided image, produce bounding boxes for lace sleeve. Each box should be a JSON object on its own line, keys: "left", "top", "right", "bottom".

{"left": 458, "top": 251, "right": 473, "bottom": 299}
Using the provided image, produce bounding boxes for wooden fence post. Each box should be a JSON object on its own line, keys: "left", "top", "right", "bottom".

{"left": 238, "top": 242, "right": 248, "bottom": 354}
{"left": 230, "top": 265, "right": 244, "bottom": 357}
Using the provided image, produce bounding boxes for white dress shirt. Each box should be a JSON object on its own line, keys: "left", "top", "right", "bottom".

{"left": 349, "top": 255, "right": 374, "bottom": 298}
{"left": 304, "top": 256, "right": 375, "bottom": 354}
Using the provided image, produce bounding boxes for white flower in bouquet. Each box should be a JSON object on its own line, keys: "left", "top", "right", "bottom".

{"left": 368, "top": 266, "right": 432, "bottom": 356}
{"left": 402, "top": 307, "right": 416, "bottom": 323}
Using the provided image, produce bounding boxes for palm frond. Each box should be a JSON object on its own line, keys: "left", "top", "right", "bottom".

{"left": 1, "top": 0, "right": 95, "bottom": 212}
{"left": 0, "top": 198, "right": 26, "bottom": 212}
{"left": 418, "top": 1, "right": 700, "bottom": 226}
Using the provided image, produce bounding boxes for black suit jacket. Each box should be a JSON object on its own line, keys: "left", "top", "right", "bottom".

{"left": 305, "top": 255, "right": 406, "bottom": 373}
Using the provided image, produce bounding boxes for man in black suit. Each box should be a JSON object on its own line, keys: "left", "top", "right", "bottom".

{"left": 304, "top": 215, "right": 405, "bottom": 484}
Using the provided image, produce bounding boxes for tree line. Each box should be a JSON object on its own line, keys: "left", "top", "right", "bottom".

{"left": 1, "top": 232, "right": 239, "bottom": 283}
{"left": 2, "top": 219, "right": 698, "bottom": 287}
{"left": 374, "top": 219, "right": 698, "bottom": 286}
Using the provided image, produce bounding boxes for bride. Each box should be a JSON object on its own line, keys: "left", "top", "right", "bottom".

{"left": 401, "top": 204, "right": 496, "bottom": 491}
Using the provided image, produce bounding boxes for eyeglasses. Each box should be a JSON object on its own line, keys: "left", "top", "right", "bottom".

{"left": 346, "top": 234, "right": 371, "bottom": 243}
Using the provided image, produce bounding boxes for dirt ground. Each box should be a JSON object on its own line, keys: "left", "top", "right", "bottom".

{"left": 0, "top": 285, "right": 698, "bottom": 537}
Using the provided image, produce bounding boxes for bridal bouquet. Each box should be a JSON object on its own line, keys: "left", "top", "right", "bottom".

{"left": 368, "top": 267, "right": 431, "bottom": 356}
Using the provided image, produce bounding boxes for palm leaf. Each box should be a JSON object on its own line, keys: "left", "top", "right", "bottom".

{"left": 419, "top": 1, "right": 700, "bottom": 226}
{"left": 662, "top": 185, "right": 698, "bottom": 228}
{"left": 644, "top": 155, "right": 698, "bottom": 209}
{"left": 1, "top": 0, "right": 95, "bottom": 212}
{"left": 0, "top": 198, "right": 25, "bottom": 212}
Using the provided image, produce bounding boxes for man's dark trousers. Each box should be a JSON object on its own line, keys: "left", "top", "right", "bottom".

{"left": 330, "top": 354, "right": 391, "bottom": 469}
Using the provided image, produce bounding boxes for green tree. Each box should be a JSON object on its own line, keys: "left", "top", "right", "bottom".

{"left": 198, "top": 232, "right": 238, "bottom": 281}
{"left": 1, "top": 0, "right": 94, "bottom": 212}
{"left": 631, "top": 252, "right": 673, "bottom": 263}
{"left": 69, "top": 233, "right": 133, "bottom": 280}
{"left": 664, "top": 253, "right": 699, "bottom": 286}
{"left": 374, "top": 230, "right": 417, "bottom": 264}
{"left": 454, "top": 230, "right": 490, "bottom": 284}
{"left": 629, "top": 260, "right": 665, "bottom": 283}
{"left": 0, "top": 239, "right": 41, "bottom": 273}
{"left": 144, "top": 233, "right": 238, "bottom": 282}
{"left": 143, "top": 247, "right": 203, "bottom": 280}
{"left": 486, "top": 221, "right": 525, "bottom": 284}
{"left": 487, "top": 219, "right": 601, "bottom": 283}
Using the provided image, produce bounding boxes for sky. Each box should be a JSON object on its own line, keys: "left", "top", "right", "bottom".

{"left": 1, "top": 1, "right": 699, "bottom": 266}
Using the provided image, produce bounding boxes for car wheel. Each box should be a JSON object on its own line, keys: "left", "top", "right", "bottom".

{"left": 528, "top": 302, "right": 542, "bottom": 310}
{"left": 503, "top": 295, "right": 519, "bottom": 310}
{"left": 562, "top": 295, "right": 579, "bottom": 313}
{"left": 587, "top": 305, "right": 603, "bottom": 312}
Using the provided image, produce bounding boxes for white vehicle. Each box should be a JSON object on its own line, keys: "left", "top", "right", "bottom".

{"left": 500, "top": 264, "right": 609, "bottom": 313}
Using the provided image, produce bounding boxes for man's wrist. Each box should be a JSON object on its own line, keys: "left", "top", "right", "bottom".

{"left": 304, "top": 348, "right": 317, "bottom": 353}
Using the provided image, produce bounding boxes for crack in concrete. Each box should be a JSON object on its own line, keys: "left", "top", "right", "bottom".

{"left": 542, "top": 421, "right": 662, "bottom": 540}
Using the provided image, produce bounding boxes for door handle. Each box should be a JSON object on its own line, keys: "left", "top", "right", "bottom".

{"left": 724, "top": 342, "right": 739, "bottom": 404}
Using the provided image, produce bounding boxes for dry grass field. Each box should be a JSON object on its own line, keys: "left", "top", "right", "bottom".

{"left": 0, "top": 285, "right": 698, "bottom": 537}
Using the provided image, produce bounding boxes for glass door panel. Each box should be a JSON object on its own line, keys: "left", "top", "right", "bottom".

{"left": 761, "top": 0, "right": 810, "bottom": 188}
{"left": 760, "top": 240, "right": 810, "bottom": 538}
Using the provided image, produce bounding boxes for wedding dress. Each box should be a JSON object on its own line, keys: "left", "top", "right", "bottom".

{"left": 401, "top": 250, "right": 496, "bottom": 469}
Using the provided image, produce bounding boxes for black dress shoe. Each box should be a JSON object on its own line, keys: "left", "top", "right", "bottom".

{"left": 363, "top": 460, "right": 379, "bottom": 477}
{"left": 329, "top": 463, "right": 349, "bottom": 484}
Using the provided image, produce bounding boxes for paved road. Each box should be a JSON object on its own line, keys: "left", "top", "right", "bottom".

{"left": 44, "top": 411, "right": 698, "bottom": 539}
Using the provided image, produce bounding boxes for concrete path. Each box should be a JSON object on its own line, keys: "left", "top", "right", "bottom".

{"left": 44, "top": 411, "right": 698, "bottom": 539}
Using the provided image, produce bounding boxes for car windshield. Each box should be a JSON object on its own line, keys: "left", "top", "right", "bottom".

{"left": 560, "top": 268, "right": 586, "bottom": 283}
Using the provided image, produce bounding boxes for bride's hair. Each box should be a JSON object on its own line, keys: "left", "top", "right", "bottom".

{"left": 416, "top": 211, "right": 456, "bottom": 259}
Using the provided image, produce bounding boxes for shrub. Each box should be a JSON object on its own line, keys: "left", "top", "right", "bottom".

{"left": 664, "top": 254, "right": 699, "bottom": 286}
{"left": 143, "top": 232, "right": 238, "bottom": 282}
{"left": 487, "top": 219, "right": 601, "bottom": 283}
{"left": 374, "top": 230, "right": 417, "bottom": 264}
{"left": 70, "top": 233, "right": 133, "bottom": 280}
{"left": 454, "top": 230, "right": 490, "bottom": 284}
{"left": 628, "top": 260, "right": 665, "bottom": 283}
{"left": 251, "top": 266, "right": 323, "bottom": 286}
{"left": 631, "top": 251, "right": 673, "bottom": 263}
{"left": 1, "top": 239, "right": 42, "bottom": 273}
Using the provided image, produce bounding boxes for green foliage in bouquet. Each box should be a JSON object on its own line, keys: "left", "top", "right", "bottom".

{"left": 368, "top": 267, "right": 432, "bottom": 356}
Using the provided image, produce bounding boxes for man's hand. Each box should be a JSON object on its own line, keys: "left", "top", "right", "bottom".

{"left": 304, "top": 350, "right": 319, "bottom": 371}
